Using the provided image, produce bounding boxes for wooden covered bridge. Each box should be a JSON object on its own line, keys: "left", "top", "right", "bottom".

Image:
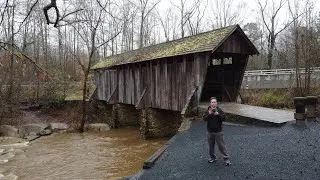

{"left": 92, "top": 25, "right": 258, "bottom": 110}
{"left": 91, "top": 25, "right": 261, "bottom": 138}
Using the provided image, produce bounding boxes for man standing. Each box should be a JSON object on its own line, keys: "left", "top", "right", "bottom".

{"left": 203, "top": 97, "right": 231, "bottom": 166}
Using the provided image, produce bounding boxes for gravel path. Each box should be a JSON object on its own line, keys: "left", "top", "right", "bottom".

{"left": 138, "top": 120, "right": 320, "bottom": 180}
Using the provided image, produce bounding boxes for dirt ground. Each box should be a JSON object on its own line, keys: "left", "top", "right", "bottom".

{"left": 0, "top": 102, "right": 86, "bottom": 128}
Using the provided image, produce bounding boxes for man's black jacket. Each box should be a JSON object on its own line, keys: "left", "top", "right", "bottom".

{"left": 203, "top": 106, "right": 226, "bottom": 133}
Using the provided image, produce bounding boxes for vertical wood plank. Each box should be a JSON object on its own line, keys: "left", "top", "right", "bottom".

{"left": 119, "top": 67, "right": 123, "bottom": 103}
{"left": 182, "top": 56, "right": 187, "bottom": 109}
{"left": 96, "top": 71, "right": 100, "bottom": 100}
{"left": 145, "top": 63, "right": 150, "bottom": 107}
{"left": 167, "top": 60, "right": 172, "bottom": 110}
{"left": 177, "top": 58, "right": 181, "bottom": 110}
{"left": 135, "top": 65, "right": 139, "bottom": 105}
{"left": 156, "top": 60, "right": 160, "bottom": 108}
{"left": 131, "top": 66, "right": 134, "bottom": 104}
{"left": 107, "top": 70, "right": 111, "bottom": 100}
{"left": 164, "top": 60, "right": 168, "bottom": 110}
{"left": 127, "top": 65, "right": 130, "bottom": 104}
{"left": 117, "top": 69, "right": 120, "bottom": 102}
{"left": 122, "top": 67, "right": 125, "bottom": 103}
{"left": 125, "top": 66, "right": 127, "bottom": 104}
{"left": 132, "top": 65, "right": 136, "bottom": 104}
{"left": 115, "top": 69, "right": 118, "bottom": 103}
{"left": 159, "top": 60, "right": 164, "bottom": 109}
{"left": 172, "top": 58, "right": 177, "bottom": 111}
{"left": 102, "top": 70, "right": 106, "bottom": 101}
{"left": 150, "top": 62, "right": 154, "bottom": 107}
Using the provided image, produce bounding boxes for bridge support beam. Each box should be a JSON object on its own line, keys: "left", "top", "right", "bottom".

{"left": 294, "top": 97, "right": 306, "bottom": 124}
{"left": 140, "top": 108, "right": 182, "bottom": 139}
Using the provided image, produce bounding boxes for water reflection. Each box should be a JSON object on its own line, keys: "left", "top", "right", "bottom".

{"left": 2, "top": 127, "right": 168, "bottom": 180}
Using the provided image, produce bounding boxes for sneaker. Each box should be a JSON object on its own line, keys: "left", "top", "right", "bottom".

{"left": 208, "top": 158, "right": 217, "bottom": 163}
{"left": 225, "top": 160, "right": 231, "bottom": 166}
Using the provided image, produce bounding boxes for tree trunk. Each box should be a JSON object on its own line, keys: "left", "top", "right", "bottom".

{"left": 139, "top": 15, "right": 144, "bottom": 48}
{"left": 181, "top": 8, "right": 184, "bottom": 38}
{"left": 79, "top": 28, "right": 96, "bottom": 132}
{"left": 267, "top": 34, "right": 275, "bottom": 69}
{"left": 79, "top": 72, "right": 88, "bottom": 133}
{"left": 7, "top": 5, "right": 15, "bottom": 108}
{"left": 294, "top": 27, "right": 302, "bottom": 96}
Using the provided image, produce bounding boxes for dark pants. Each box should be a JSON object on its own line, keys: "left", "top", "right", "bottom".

{"left": 207, "top": 131, "right": 229, "bottom": 160}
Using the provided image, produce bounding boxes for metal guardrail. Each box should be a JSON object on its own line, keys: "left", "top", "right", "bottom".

{"left": 244, "top": 67, "right": 320, "bottom": 76}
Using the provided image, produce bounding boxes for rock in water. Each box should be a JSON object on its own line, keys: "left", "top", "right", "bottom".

{"left": 25, "top": 134, "right": 40, "bottom": 141}
{"left": 39, "top": 129, "right": 52, "bottom": 136}
{"left": 0, "top": 125, "right": 19, "bottom": 137}
{"left": 18, "top": 123, "right": 49, "bottom": 138}
{"left": 85, "top": 123, "right": 111, "bottom": 132}
{"left": 49, "top": 123, "right": 70, "bottom": 132}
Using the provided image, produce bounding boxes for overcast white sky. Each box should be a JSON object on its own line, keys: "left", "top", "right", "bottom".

{"left": 157, "top": 0, "right": 320, "bottom": 29}
{"left": 54, "top": 0, "right": 320, "bottom": 29}
{"left": 51, "top": 0, "right": 320, "bottom": 49}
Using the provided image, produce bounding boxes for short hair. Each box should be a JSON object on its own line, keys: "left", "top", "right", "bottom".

{"left": 210, "top": 97, "right": 217, "bottom": 101}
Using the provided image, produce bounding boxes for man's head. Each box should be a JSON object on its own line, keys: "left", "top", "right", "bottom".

{"left": 210, "top": 97, "right": 218, "bottom": 108}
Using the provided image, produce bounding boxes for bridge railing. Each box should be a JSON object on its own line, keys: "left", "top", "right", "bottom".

{"left": 245, "top": 67, "right": 320, "bottom": 76}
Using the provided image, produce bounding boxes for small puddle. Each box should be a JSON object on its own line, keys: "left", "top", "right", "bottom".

{"left": 1, "top": 127, "right": 168, "bottom": 180}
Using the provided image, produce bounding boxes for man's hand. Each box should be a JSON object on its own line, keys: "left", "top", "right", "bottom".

{"left": 208, "top": 107, "right": 213, "bottom": 114}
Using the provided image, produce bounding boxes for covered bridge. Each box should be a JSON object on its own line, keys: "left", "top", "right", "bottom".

{"left": 92, "top": 25, "right": 258, "bottom": 111}
{"left": 91, "top": 25, "right": 259, "bottom": 138}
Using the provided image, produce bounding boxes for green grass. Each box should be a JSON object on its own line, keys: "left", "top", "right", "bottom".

{"left": 241, "top": 87, "right": 320, "bottom": 109}
{"left": 64, "top": 81, "right": 96, "bottom": 101}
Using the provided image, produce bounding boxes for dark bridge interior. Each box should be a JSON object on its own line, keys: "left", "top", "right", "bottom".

{"left": 200, "top": 54, "right": 248, "bottom": 102}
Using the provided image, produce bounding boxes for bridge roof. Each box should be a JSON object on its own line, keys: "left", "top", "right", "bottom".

{"left": 92, "top": 24, "right": 259, "bottom": 70}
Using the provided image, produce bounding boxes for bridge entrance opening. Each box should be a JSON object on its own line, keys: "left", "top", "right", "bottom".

{"left": 200, "top": 54, "right": 248, "bottom": 103}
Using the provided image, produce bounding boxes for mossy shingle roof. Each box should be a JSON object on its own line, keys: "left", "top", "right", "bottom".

{"left": 92, "top": 25, "right": 240, "bottom": 69}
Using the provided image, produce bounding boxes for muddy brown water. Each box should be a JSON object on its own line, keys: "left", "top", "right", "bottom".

{"left": 1, "top": 127, "right": 168, "bottom": 180}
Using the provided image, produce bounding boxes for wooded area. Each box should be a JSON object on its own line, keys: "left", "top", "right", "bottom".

{"left": 1, "top": 0, "right": 320, "bottom": 130}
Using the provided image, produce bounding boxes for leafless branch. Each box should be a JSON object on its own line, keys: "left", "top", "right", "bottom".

{"left": 257, "top": 0, "right": 271, "bottom": 34}
{"left": 43, "top": 0, "right": 60, "bottom": 27}
{"left": 59, "top": 8, "right": 84, "bottom": 21}
{"left": 0, "top": 42, "right": 47, "bottom": 75}
{"left": 0, "top": 0, "right": 9, "bottom": 26}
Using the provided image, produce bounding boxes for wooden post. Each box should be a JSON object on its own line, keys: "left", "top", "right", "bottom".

{"left": 136, "top": 87, "right": 148, "bottom": 109}
{"left": 306, "top": 96, "right": 317, "bottom": 121}
{"left": 317, "top": 95, "right": 320, "bottom": 119}
{"left": 294, "top": 97, "right": 306, "bottom": 124}
{"left": 232, "top": 56, "right": 237, "bottom": 101}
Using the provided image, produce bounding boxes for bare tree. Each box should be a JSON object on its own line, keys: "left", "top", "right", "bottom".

{"left": 257, "top": 0, "right": 303, "bottom": 69}
{"left": 186, "top": 0, "right": 207, "bottom": 35}
{"left": 137, "top": 0, "right": 160, "bottom": 48}
{"left": 210, "top": 0, "right": 248, "bottom": 28}
{"left": 156, "top": 7, "right": 172, "bottom": 42}
{"left": 71, "top": 0, "right": 122, "bottom": 132}
{"left": 170, "top": 0, "right": 200, "bottom": 38}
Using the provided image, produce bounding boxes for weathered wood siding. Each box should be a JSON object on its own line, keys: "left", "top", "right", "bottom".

{"left": 95, "top": 69, "right": 118, "bottom": 103}
{"left": 94, "top": 52, "right": 210, "bottom": 111}
{"left": 215, "top": 31, "right": 253, "bottom": 55}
